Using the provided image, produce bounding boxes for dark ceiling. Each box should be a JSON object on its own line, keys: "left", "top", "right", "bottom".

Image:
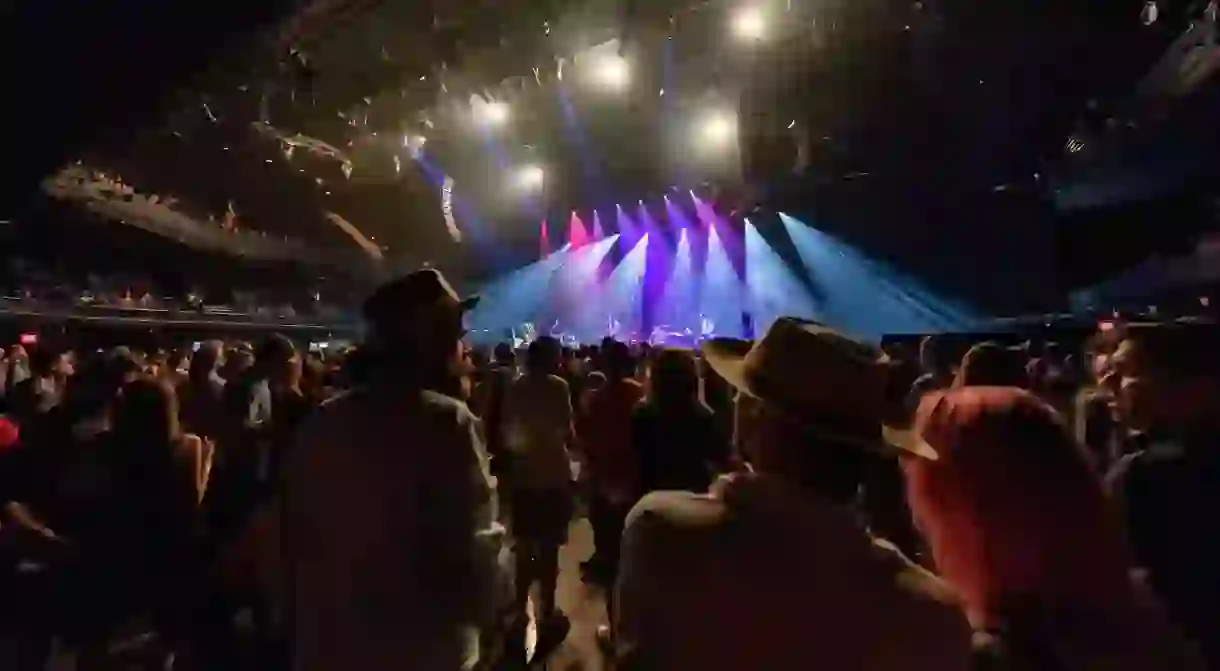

{"left": 5, "top": 0, "right": 1220, "bottom": 305}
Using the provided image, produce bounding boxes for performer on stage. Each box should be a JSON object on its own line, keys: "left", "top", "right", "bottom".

{"left": 607, "top": 314, "right": 622, "bottom": 339}
{"left": 520, "top": 322, "right": 537, "bottom": 346}
{"left": 699, "top": 313, "right": 716, "bottom": 340}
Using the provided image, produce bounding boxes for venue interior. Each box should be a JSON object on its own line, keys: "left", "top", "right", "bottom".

{"left": 5, "top": 0, "right": 1218, "bottom": 343}
{"left": 2, "top": 1, "right": 1220, "bottom": 669}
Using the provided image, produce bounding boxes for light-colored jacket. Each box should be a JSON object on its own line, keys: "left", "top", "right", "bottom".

{"left": 616, "top": 474, "right": 974, "bottom": 670}
{"left": 279, "top": 388, "right": 511, "bottom": 671}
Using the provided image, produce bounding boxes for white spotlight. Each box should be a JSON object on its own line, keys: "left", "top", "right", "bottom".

{"left": 595, "top": 56, "right": 630, "bottom": 90}
{"left": 733, "top": 7, "right": 766, "bottom": 40}
{"left": 404, "top": 134, "right": 427, "bottom": 158}
{"left": 482, "top": 101, "right": 510, "bottom": 126}
{"left": 701, "top": 113, "right": 736, "bottom": 146}
{"left": 517, "top": 165, "right": 545, "bottom": 190}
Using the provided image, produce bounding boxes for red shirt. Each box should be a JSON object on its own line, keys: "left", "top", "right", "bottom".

{"left": 578, "top": 378, "right": 646, "bottom": 499}
{"left": 0, "top": 416, "right": 18, "bottom": 451}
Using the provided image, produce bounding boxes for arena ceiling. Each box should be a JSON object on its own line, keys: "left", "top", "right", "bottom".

{"left": 6, "top": 0, "right": 1220, "bottom": 295}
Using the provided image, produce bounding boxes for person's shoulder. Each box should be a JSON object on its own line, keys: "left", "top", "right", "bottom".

{"left": 620, "top": 492, "right": 727, "bottom": 586}
{"left": 545, "top": 373, "right": 570, "bottom": 390}
{"left": 419, "top": 388, "right": 478, "bottom": 422}
{"left": 624, "top": 490, "right": 730, "bottom": 548}
{"left": 1111, "top": 443, "right": 1186, "bottom": 487}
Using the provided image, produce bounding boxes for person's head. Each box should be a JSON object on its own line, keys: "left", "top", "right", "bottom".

{"left": 256, "top": 334, "right": 300, "bottom": 389}
{"left": 148, "top": 350, "right": 170, "bottom": 376}
{"left": 112, "top": 377, "right": 181, "bottom": 450}
{"left": 918, "top": 335, "right": 944, "bottom": 373}
{"left": 902, "top": 387, "right": 1133, "bottom": 626}
{"left": 526, "top": 336, "right": 562, "bottom": 375}
{"left": 360, "top": 269, "right": 476, "bottom": 387}
{"left": 1084, "top": 328, "right": 1121, "bottom": 385}
{"left": 602, "top": 340, "right": 635, "bottom": 381}
{"left": 955, "top": 342, "right": 1026, "bottom": 388}
{"left": 301, "top": 355, "right": 327, "bottom": 392}
{"left": 103, "top": 347, "right": 143, "bottom": 390}
{"left": 648, "top": 348, "right": 702, "bottom": 407}
{"left": 1111, "top": 324, "right": 1220, "bottom": 433}
{"left": 586, "top": 370, "right": 608, "bottom": 393}
{"left": 706, "top": 318, "right": 932, "bottom": 503}
{"left": 493, "top": 342, "right": 515, "bottom": 367}
{"left": 189, "top": 340, "right": 224, "bottom": 381}
{"left": 30, "top": 346, "right": 73, "bottom": 381}
{"left": 732, "top": 392, "right": 870, "bottom": 503}
{"left": 223, "top": 348, "right": 255, "bottom": 380}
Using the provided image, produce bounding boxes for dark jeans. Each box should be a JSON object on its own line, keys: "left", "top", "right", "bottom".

{"left": 587, "top": 495, "right": 631, "bottom": 586}
{"left": 509, "top": 488, "right": 572, "bottom": 619}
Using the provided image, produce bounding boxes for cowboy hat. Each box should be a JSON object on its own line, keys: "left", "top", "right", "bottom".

{"left": 361, "top": 267, "right": 480, "bottom": 329}
{"left": 702, "top": 317, "right": 937, "bottom": 460}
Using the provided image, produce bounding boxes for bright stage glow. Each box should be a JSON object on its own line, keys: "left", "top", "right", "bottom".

{"left": 482, "top": 101, "right": 510, "bottom": 126}
{"left": 594, "top": 56, "right": 630, "bottom": 90}
{"left": 516, "top": 165, "right": 545, "bottom": 190}
{"left": 732, "top": 7, "right": 766, "bottom": 40}
{"left": 403, "top": 134, "right": 427, "bottom": 158}
{"left": 700, "top": 113, "right": 737, "bottom": 146}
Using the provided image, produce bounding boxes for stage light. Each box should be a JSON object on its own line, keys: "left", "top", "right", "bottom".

{"left": 732, "top": 7, "right": 766, "bottom": 40}
{"left": 516, "top": 165, "right": 545, "bottom": 190}
{"left": 481, "top": 101, "right": 510, "bottom": 126}
{"left": 700, "top": 112, "right": 737, "bottom": 147}
{"left": 403, "top": 134, "right": 427, "bottom": 158}
{"left": 594, "top": 56, "right": 630, "bottom": 90}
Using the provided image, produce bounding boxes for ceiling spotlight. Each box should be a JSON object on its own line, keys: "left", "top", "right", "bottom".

{"left": 595, "top": 56, "right": 630, "bottom": 90}
{"left": 732, "top": 7, "right": 766, "bottom": 40}
{"left": 701, "top": 113, "right": 737, "bottom": 146}
{"left": 516, "top": 165, "right": 545, "bottom": 190}
{"left": 482, "top": 101, "right": 510, "bottom": 126}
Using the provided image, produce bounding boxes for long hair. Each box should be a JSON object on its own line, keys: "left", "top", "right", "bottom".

{"left": 902, "top": 387, "right": 1135, "bottom": 627}
{"left": 189, "top": 341, "right": 222, "bottom": 383}
{"left": 111, "top": 378, "right": 181, "bottom": 473}
{"left": 647, "top": 348, "right": 705, "bottom": 410}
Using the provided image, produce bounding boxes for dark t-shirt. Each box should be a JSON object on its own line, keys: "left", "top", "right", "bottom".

{"left": 631, "top": 402, "right": 729, "bottom": 495}
{"left": 1107, "top": 435, "right": 1220, "bottom": 663}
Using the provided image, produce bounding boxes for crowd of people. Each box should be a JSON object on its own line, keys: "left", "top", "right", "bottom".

{"left": 0, "top": 266, "right": 1218, "bottom": 670}
{"left": 2, "top": 255, "right": 354, "bottom": 323}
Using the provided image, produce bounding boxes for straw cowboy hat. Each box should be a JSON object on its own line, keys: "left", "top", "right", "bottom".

{"left": 702, "top": 317, "right": 937, "bottom": 460}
